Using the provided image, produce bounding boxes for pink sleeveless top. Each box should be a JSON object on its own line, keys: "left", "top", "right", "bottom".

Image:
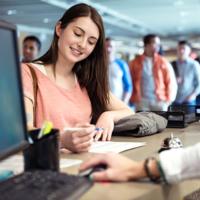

{"left": 21, "top": 63, "right": 92, "bottom": 130}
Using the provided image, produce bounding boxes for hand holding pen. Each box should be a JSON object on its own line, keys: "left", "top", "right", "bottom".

{"left": 60, "top": 123, "right": 97, "bottom": 153}
{"left": 63, "top": 127, "right": 104, "bottom": 133}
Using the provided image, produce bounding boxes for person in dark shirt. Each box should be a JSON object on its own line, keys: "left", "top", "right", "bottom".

{"left": 22, "top": 35, "right": 41, "bottom": 63}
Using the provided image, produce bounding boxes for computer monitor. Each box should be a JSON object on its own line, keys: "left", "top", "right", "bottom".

{"left": 0, "top": 20, "right": 29, "bottom": 161}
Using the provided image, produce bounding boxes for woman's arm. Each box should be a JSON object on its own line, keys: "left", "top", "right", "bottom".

{"left": 94, "top": 92, "right": 134, "bottom": 141}
{"left": 22, "top": 64, "right": 95, "bottom": 153}
{"left": 24, "top": 97, "right": 35, "bottom": 130}
{"left": 106, "top": 92, "right": 134, "bottom": 121}
{"left": 159, "top": 143, "right": 200, "bottom": 183}
{"left": 24, "top": 95, "right": 95, "bottom": 153}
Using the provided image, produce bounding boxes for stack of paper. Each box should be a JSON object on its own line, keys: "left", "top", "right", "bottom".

{"left": 89, "top": 141, "right": 145, "bottom": 153}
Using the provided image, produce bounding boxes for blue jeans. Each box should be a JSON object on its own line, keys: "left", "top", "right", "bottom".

{"left": 174, "top": 100, "right": 196, "bottom": 106}
{"left": 172, "top": 100, "right": 196, "bottom": 113}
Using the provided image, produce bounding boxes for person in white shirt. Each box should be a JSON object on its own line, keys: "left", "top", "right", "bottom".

{"left": 171, "top": 40, "right": 200, "bottom": 105}
{"left": 79, "top": 143, "right": 200, "bottom": 184}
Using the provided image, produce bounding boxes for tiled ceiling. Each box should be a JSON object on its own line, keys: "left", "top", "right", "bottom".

{"left": 93, "top": 0, "right": 200, "bottom": 37}
{"left": 1, "top": 0, "right": 200, "bottom": 49}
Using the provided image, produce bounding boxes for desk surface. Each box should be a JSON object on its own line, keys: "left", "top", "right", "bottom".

{"left": 61, "top": 122, "right": 200, "bottom": 200}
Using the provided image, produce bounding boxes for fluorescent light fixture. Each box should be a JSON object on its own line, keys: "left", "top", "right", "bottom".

{"left": 180, "top": 19, "right": 188, "bottom": 24}
{"left": 43, "top": 18, "right": 49, "bottom": 23}
{"left": 179, "top": 11, "right": 189, "bottom": 17}
{"left": 17, "top": 24, "right": 53, "bottom": 34}
{"left": 177, "top": 26, "right": 184, "bottom": 32}
{"left": 41, "top": 0, "right": 71, "bottom": 9}
{"left": 7, "top": 9, "right": 17, "bottom": 15}
{"left": 41, "top": 0, "right": 161, "bottom": 35}
{"left": 173, "top": 0, "right": 184, "bottom": 6}
{"left": 137, "top": 41, "right": 144, "bottom": 47}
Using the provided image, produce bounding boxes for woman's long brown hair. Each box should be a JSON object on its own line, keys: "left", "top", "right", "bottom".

{"left": 35, "top": 3, "right": 109, "bottom": 123}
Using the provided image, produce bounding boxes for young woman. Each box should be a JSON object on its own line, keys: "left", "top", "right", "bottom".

{"left": 22, "top": 3, "right": 133, "bottom": 153}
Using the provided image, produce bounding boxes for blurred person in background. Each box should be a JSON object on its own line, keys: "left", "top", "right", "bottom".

{"left": 129, "top": 34, "right": 177, "bottom": 111}
{"left": 106, "top": 37, "right": 132, "bottom": 105}
{"left": 171, "top": 40, "right": 200, "bottom": 106}
{"left": 22, "top": 35, "right": 41, "bottom": 63}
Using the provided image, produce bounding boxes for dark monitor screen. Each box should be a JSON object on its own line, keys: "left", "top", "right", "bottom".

{"left": 0, "top": 21, "right": 28, "bottom": 161}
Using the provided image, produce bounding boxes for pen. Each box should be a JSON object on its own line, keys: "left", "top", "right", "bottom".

{"left": 95, "top": 127, "right": 104, "bottom": 131}
{"left": 63, "top": 127, "right": 104, "bottom": 132}
{"left": 38, "top": 121, "right": 53, "bottom": 139}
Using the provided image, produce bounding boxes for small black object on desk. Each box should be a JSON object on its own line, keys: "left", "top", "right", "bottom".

{"left": 23, "top": 128, "right": 60, "bottom": 171}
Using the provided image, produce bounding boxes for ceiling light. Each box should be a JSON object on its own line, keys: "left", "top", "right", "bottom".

{"left": 43, "top": 18, "right": 49, "bottom": 23}
{"left": 179, "top": 11, "right": 189, "bottom": 17}
{"left": 180, "top": 19, "right": 188, "bottom": 24}
{"left": 177, "top": 26, "right": 184, "bottom": 32}
{"left": 173, "top": 0, "right": 184, "bottom": 6}
{"left": 7, "top": 9, "right": 17, "bottom": 15}
{"left": 137, "top": 41, "right": 143, "bottom": 47}
{"left": 105, "top": 29, "right": 112, "bottom": 36}
{"left": 40, "top": 33, "right": 47, "bottom": 41}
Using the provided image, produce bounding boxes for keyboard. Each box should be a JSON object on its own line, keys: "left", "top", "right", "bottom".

{"left": 0, "top": 170, "right": 93, "bottom": 200}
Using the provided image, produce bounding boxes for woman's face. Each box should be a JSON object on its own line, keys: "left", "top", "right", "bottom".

{"left": 56, "top": 16, "right": 99, "bottom": 64}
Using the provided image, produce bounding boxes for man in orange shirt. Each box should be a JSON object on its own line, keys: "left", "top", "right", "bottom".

{"left": 129, "top": 34, "right": 177, "bottom": 111}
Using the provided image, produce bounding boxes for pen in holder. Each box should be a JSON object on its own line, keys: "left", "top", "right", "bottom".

{"left": 23, "top": 128, "right": 60, "bottom": 172}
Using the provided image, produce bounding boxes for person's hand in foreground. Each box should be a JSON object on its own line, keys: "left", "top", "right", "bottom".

{"left": 79, "top": 153, "right": 160, "bottom": 182}
{"left": 79, "top": 153, "right": 161, "bottom": 182}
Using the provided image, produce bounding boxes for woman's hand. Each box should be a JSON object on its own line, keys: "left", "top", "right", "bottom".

{"left": 93, "top": 92, "right": 133, "bottom": 142}
{"left": 60, "top": 123, "right": 95, "bottom": 153}
{"left": 94, "top": 112, "right": 114, "bottom": 141}
{"left": 79, "top": 153, "right": 146, "bottom": 182}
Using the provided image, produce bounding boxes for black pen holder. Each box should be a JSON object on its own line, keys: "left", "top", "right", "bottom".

{"left": 23, "top": 129, "right": 60, "bottom": 171}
